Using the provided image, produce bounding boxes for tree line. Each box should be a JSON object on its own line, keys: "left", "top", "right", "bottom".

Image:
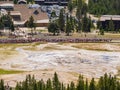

{"left": 48, "top": 0, "right": 93, "bottom": 36}
{"left": 88, "top": 0, "right": 120, "bottom": 15}
{"left": 0, "top": 73, "right": 120, "bottom": 90}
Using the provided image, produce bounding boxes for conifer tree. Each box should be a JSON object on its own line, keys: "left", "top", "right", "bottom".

{"left": 48, "top": 22, "right": 59, "bottom": 35}
{"left": 13, "top": 0, "right": 18, "bottom": 4}
{"left": 68, "top": 0, "right": 73, "bottom": 14}
{"left": 67, "top": 84, "right": 70, "bottom": 90}
{"left": 10, "top": 21, "right": 15, "bottom": 32}
{"left": 53, "top": 72, "right": 61, "bottom": 90}
{"left": 89, "top": 78, "right": 96, "bottom": 90}
{"left": 85, "top": 79, "right": 89, "bottom": 90}
{"left": 27, "top": 16, "right": 36, "bottom": 36}
{"left": 46, "top": 78, "right": 52, "bottom": 90}
{"left": 58, "top": 9, "right": 65, "bottom": 32}
{"left": 65, "top": 15, "right": 72, "bottom": 36}
{"left": 0, "top": 18, "right": 4, "bottom": 30}
{"left": 0, "top": 80, "right": 5, "bottom": 90}
{"left": 70, "top": 82, "right": 75, "bottom": 90}
{"left": 77, "top": 75, "right": 84, "bottom": 90}
{"left": 109, "top": 18, "right": 114, "bottom": 31}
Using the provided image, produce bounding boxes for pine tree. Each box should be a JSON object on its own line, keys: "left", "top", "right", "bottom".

{"left": 10, "top": 21, "right": 15, "bottom": 32}
{"left": 53, "top": 72, "right": 61, "bottom": 90}
{"left": 67, "top": 84, "right": 70, "bottom": 90}
{"left": 48, "top": 22, "right": 59, "bottom": 35}
{"left": 89, "top": 78, "right": 96, "bottom": 90}
{"left": 76, "top": 0, "right": 82, "bottom": 20}
{"left": 14, "top": 0, "right": 18, "bottom": 4}
{"left": 82, "top": 15, "right": 88, "bottom": 32}
{"left": 65, "top": 15, "right": 72, "bottom": 36}
{"left": 81, "top": 3, "right": 88, "bottom": 16}
{"left": 98, "top": 76, "right": 104, "bottom": 90}
{"left": 75, "top": 20, "right": 81, "bottom": 33}
{"left": 15, "top": 83, "right": 22, "bottom": 90}
{"left": 46, "top": 78, "right": 52, "bottom": 90}
{"left": 85, "top": 79, "right": 89, "bottom": 90}
{"left": 0, "top": 80, "right": 5, "bottom": 90}
{"left": 68, "top": 0, "right": 73, "bottom": 14}
{"left": 77, "top": 75, "right": 84, "bottom": 90}
{"left": 58, "top": 9, "right": 65, "bottom": 32}
{"left": 0, "top": 18, "right": 4, "bottom": 30}
{"left": 70, "top": 82, "right": 75, "bottom": 90}
{"left": 70, "top": 15, "right": 74, "bottom": 32}
{"left": 27, "top": 16, "right": 36, "bottom": 36}
{"left": 37, "top": 79, "right": 45, "bottom": 90}
{"left": 109, "top": 18, "right": 114, "bottom": 31}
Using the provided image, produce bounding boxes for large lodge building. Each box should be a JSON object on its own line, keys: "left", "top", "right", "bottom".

{"left": 34, "top": 0, "right": 69, "bottom": 6}
{"left": 0, "top": 0, "right": 69, "bottom": 27}
{"left": 1, "top": 0, "right": 69, "bottom": 5}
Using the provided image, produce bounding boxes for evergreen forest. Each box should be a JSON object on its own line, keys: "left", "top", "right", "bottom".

{"left": 0, "top": 73, "right": 120, "bottom": 90}
{"left": 88, "top": 0, "right": 120, "bottom": 15}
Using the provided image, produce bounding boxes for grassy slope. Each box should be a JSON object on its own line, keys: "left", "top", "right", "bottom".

{"left": 0, "top": 69, "right": 23, "bottom": 75}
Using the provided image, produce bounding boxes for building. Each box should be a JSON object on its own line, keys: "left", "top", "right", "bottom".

{"left": 0, "top": 2, "right": 49, "bottom": 27}
{"left": 99, "top": 15, "right": 120, "bottom": 31}
{"left": 34, "top": 0, "right": 69, "bottom": 6}
{"left": 0, "top": 3, "right": 14, "bottom": 11}
{"left": 13, "top": 4, "right": 49, "bottom": 27}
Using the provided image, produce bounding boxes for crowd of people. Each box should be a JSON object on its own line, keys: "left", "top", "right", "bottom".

{"left": 0, "top": 38, "right": 112, "bottom": 43}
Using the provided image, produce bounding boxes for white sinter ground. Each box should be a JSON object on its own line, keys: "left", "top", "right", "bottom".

{"left": 0, "top": 43, "right": 120, "bottom": 78}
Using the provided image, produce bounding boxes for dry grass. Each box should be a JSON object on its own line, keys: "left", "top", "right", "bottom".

{"left": 0, "top": 50, "right": 19, "bottom": 60}
{"left": 67, "top": 72, "right": 79, "bottom": 77}
{"left": 0, "top": 43, "right": 30, "bottom": 60}
{"left": 72, "top": 43, "right": 109, "bottom": 51}
{"left": 116, "top": 66, "right": 120, "bottom": 76}
{"left": 61, "top": 43, "right": 120, "bottom": 51}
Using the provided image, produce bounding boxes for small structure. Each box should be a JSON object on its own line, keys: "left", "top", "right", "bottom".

{"left": 13, "top": 21, "right": 26, "bottom": 27}
{"left": 100, "top": 15, "right": 120, "bottom": 21}
{"left": 35, "top": 19, "right": 49, "bottom": 27}
{"left": 10, "top": 11, "right": 21, "bottom": 21}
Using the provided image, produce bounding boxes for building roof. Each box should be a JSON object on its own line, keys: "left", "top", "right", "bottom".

{"left": 14, "top": 21, "right": 26, "bottom": 25}
{"left": 100, "top": 15, "right": 120, "bottom": 21}
{"left": 35, "top": 19, "right": 49, "bottom": 23}
{"left": 10, "top": 11, "right": 21, "bottom": 16}
{"left": 14, "top": 4, "right": 49, "bottom": 22}
{"left": 0, "top": 3, "right": 14, "bottom": 7}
